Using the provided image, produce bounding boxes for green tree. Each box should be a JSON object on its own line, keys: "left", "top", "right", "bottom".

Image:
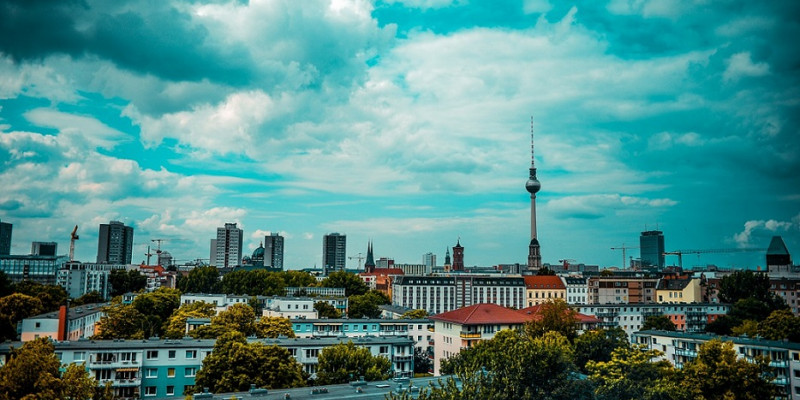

{"left": 131, "top": 287, "right": 181, "bottom": 337}
{"left": 642, "top": 315, "right": 676, "bottom": 331}
{"left": 194, "top": 331, "right": 305, "bottom": 392}
{"left": 93, "top": 302, "right": 147, "bottom": 339}
{"left": 108, "top": 269, "right": 147, "bottom": 297}
{"left": 163, "top": 301, "right": 216, "bottom": 339}
{"left": 589, "top": 345, "right": 688, "bottom": 400}
{"left": 193, "top": 303, "right": 256, "bottom": 338}
{"left": 756, "top": 309, "right": 800, "bottom": 342}
{"left": 718, "top": 270, "right": 781, "bottom": 307}
{"left": 281, "top": 270, "right": 316, "bottom": 288}
{"left": 401, "top": 309, "right": 428, "bottom": 319}
{"left": 413, "top": 346, "right": 432, "bottom": 374}
{"left": 70, "top": 290, "right": 105, "bottom": 306}
{"left": 524, "top": 299, "right": 578, "bottom": 342}
{"left": 12, "top": 281, "right": 67, "bottom": 312}
{"left": 320, "top": 271, "right": 368, "bottom": 297}
{"left": 574, "top": 327, "right": 629, "bottom": 373}
{"left": 0, "top": 293, "right": 44, "bottom": 341}
{"left": 731, "top": 320, "right": 759, "bottom": 338}
{"left": 177, "top": 266, "right": 221, "bottom": 294}
{"left": 681, "top": 339, "right": 779, "bottom": 400}
{"left": 254, "top": 316, "right": 296, "bottom": 338}
{"left": 61, "top": 362, "right": 97, "bottom": 400}
{"left": 314, "top": 301, "right": 341, "bottom": 319}
{"left": 348, "top": 290, "right": 390, "bottom": 318}
{"left": 0, "top": 338, "right": 62, "bottom": 400}
{"left": 0, "top": 272, "right": 12, "bottom": 297}
{"left": 316, "top": 341, "right": 391, "bottom": 384}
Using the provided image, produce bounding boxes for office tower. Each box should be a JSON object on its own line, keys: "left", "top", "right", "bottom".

{"left": 214, "top": 223, "right": 243, "bottom": 268}
{"left": 323, "top": 233, "right": 346, "bottom": 272}
{"left": 452, "top": 239, "right": 464, "bottom": 271}
{"left": 423, "top": 252, "right": 436, "bottom": 269}
{"left": 264, "top": 232, "right": 285, "bottom": 270}
{"left": 97, "top": 221, "right": 134, "bottom": 264}
{"left": 0, "top": 220, "right": 11, "bottom": 255}
{"left": 640, "top": 230, "right": 665, "bottom": 269}
{"left": 525, "top": 118, "right": 542, "bottom": 270}
{"left": 364, "top": 241, "right": 375, "bottom": 273}
{"left": 209, "top": 239, "right": 217, "bottom": 265}
{"left": 32, "top": 241, "right": 58, "bottom": 256}
{"left": 766, "top": 236, "right": 792, "bottom": 267}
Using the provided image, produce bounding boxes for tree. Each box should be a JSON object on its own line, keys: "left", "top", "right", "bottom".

{"left": 315, "top": 341, "right": 391, "bottom": 384}
{"left": 194, "top": 331, "right": 305, "bottom": 392}
{"left": 314, "top": 301, "right": 341, "bottom": 319}
{"left": 642, "top": 315, "right": 676, "bottom": 331}
{"left": 0, "top": 272, "right": 12, "bottom": 297}
{"left": 131, "top": 287, "right": 181, "bottom": 337}
{"left": 255, "top": 316, "right": 296, "bottom": 338}
{"left": 193, "top": 303, "right": 257, "bottom": 338}
{"left": 756, "top": 309, "right": 800, "bottom": 342}
{"left": 0, "top": 293, "right": 44, "bottom": 341}
{"left": 574, "top": 327, "right": 629, "bottom": 373}
{"left": 320, "top": 271, "right": 368, "bottom": 297}
{"left": 177, "top": 266, "right": 221, "bottom": 294}
{"left": 731, "top": 320, "right": 759, "bottom": 338}
{"left": 70, "top": 291, "right": 105, "bottom": 306}
{"left": 281, "top": 270, "right": 316, "bottom": 288}
{"left": 348, "top": 290, "right": 390, "bottom": 318}
{"left": 0, "top": 338, "right": 62, "bottom": 400}
{"left": 61, "top": 362, "right": 97, "bottom": 400}
{"left": 12, "top": 281, "right": 67, "bottom": 312}
{"left": 163, "top": 301, "right": 216, "bottom": 339}
{"left": 108, "top": 269, "right": 147, "bottom": 297}
{"left": 524, "top": 299, "right": 578, "bottom": 342}
{"left": 401, "top": 309, "right": 428, "bottom": 319}
{"left": 413, "top": 346, "right": 432, "bottom": 374}
{"left": 718, "top": 270, "right": 780, "bottom": 307}
{"left": 589, "top": 345, "right": 689, "bottom": 400}
{"left": 93, "top": 303, "right": 147, "bottom": 339}
{"left": 537, "top": 267, "right": 556, "bottom": 276}
{"left": 681, "top": 339, "right": 779, "bottom": 400}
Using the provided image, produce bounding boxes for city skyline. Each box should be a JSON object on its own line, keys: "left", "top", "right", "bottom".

{"left": 0, "top": 1, "right": 798, "bottom": 269}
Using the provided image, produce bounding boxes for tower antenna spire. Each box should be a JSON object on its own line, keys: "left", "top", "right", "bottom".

{"left": 531, "top": 116, "right": 535, "bottom": 167}
{"left": 525, "top": 116, "right": 542, "bottom": 270}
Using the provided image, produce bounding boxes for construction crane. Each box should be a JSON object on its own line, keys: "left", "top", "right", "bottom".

{"left": 558, "top": 259, "right": 576, "bottom": 270}
{"left": 151, "top": 239, "right": 167, "bottom": 255}
{"left": 145, "top": 245, "right": 154, "bottom": 265}
{"left": 663, "top": 248, "right": 767, "bottom": 269}
{"left": 610, "top": 244, "right": 639, "bottom": 269}
{"left": 69, "top": 225, "right": 79, "bottom": 262}
{"left": 349, "top": 253, "right": 365, "bottom": 270}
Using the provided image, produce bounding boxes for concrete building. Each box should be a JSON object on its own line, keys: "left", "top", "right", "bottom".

{"left": 0, "top": 219, "right": 11, "bottom": 256}
{"left": 179, "top": 293, "right": 250, "bottom": 314}
{"left": 212, "top": 223, "right": 243, "bottom": 268}
{"left": 31, "top": 241, "right": 57, "bottom": 256}
{"left": 770, "top": 278, "right": 800, "bottom": 315}
{"left": 290, "top": 318, "right": 433, "bottom": 353}
{"left": 97, "top": 221, "right": 134, "bottom": 264}
{"left": 523, "top": 275, "right": 566, "bottom": 306}
{"left": 640, "top": 230, "right": 665, "bottom": 269}
{"left": 423, "top": 252, "right": 436, "bottom": 270}
{"left": 575, "top": 303, "right": 729, "bottom": 337}
{"left": 57, "top": 262, "right": 128, "bottom": 299}
{"left": 284, "top": 287, "right": 345, "bottom": 298}
{"left": 19, "top": 302, "right": 106, "bottom": 341}
{"left": 587, "top": 275, "right": 659, "bottom": 304}
{"left": 633, "top": 330, "right": 800, "bottom": 399}
{"left": 392, "top": 275, "right": 526, "bottom": 315}
{"left": 322, "top": 233, "right": 346, "bottom": 273}
{"left": 563, "top": 276, "right": 589, "bottom": 305}
{"left": 0, "top": 254, "right": 68, "bottom": 284}
{"left": 655, "top": 278, "right": 703, "bottom": 303}
{"left": 261, "top": 297, "right": 318, "bottom": 319}
{"left": 264, "top": 232, "right": 284, "bottom": 270}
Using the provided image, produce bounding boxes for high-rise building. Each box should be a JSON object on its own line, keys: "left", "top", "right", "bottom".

{"left": 525, "top": 118, "right": 542, "bottom": 270}
{"left": 322, "top": 233, "right": 346, "bottom": 272}
{"left": 0, "top": 220, "right": 11, "bottom": 256}
{"left": 640, "top": 230, "right": 665, "bottom": 269}
{"left": 97, "top": 221, "right": 134, "bottom": 264}
{"left": 423, "top": 252, "right": 436, "bottom": 269}
{"left": 32, "top": 241, "right": 58, "bottom": 256}
{"left": 214, "top": 223, "right": 243, "bottom": 268}
{"left": 452, "top": 239, "right": 464, "bottom": 271}
{"left": 264, "top": 232, "right": 284, "bottom": 270}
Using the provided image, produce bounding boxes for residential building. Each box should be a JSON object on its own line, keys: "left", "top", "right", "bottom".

{"left": 587, "top": 275, "right": 659, "bottom": 304}
{"left": 0, "top": 220, "right": 11, "bottom": 256}
{"left": 31, "top": 241, "right": 57, "bottom": 256}
{"left": 563, "top": 276, "right": 589, "bottom": 305}
{"left": 633, "top": 330, "right": 800, "bottom": 399}
{"left": 640, "top": 230, "right": 665, "bottom": 269}
{"left": 139, "top": 265, "right": 178, "bottom": 292}
{"left": 19, "top": 303, "right": 106, "bottom": 341}
{"left": 454, "top": 276, "right": 525, "bottom": 310}
{"left": 655, "top": 278, "right": 702, "bottom": 303}
{"left": 57, "top": 262, "right": 128, "bottom": 299}
{"left": 322, "top": 233, "right": 346, "bottom": 273}
{"left": 179, "top": 293, "right": 250, "bottom": 314}
{"left": 423, "top": 252, "right": 436, "bottom": 270}
{"left": 291, "top": 318, "right": 433, "bottom": 353}
{"left": 260, "top": 296, "right": 348, "bottom": 318}
{"left": 392, "top": 276, "right": 456, "bottom": 315}
{"left": 0, "top": 254, "right": 68, "bottom": 284}
{"left": 523, "top": 275, "right": 566, "bottom": 306}
{"left": 395, "top": 263, "right": 428, "bottom": 276}
{"left": 284, "top": 287, "right": 345, "bottom": 298}
{"left": 97, "top": 221, "right": 134, "bottom": 264}
{"left": 264, "top": 232, "right": 284, "bottom": 270}
{"left": 212, "top": 223, "right": 243, "bottom": 268}
{"left": 770, "top": 278, "right": 800, "bottom": 315}
{"left": 575, "top": 303, "right": 729, "bottom": 337}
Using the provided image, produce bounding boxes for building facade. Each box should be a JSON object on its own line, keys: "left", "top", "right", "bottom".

{"left": 640, "top": 230, "right": 665, "bottom": 269}
{"left": 97, "top": 221, "right": 134, "bottom": 264}
{"left": 392, "top": 276, "right": 526, "bottom": 315}
{"left": 19, "top": 303, "right": 106, "bottom": 341}
{"left": 58, "top": 262, "right": 128, "bottom": 299}
{"left": 32, "top": 241, "right": 58, "bottom": 256}
{"left": 575, "top": 303, "right": 729, "bottom": 337}
{"left": 523, "top": 275, "right": 566, "bottom": 306}
{"left": 563, "top": 276, "right": 589, "bottom": 305}
{"left": 423, "top": 253, "right": 436, "bottom": 270}
{"left": 213, "top": 223, "right": 243, "bottom": 268}
{"left": 322, "top": 233, "right": 346, "bottom": 272}
{"left": 0, "top": 220, "right": 11, "bottom": 256}
{"left": 587, "top": 275, "right": 659, "bottom": 304}
{"left": 291, "top": 318, "right": 433, "bottom": 353}
{"left": 452, "top": 240, "right": 464, "bottom": 271}
{"left": 0, "top": 254, "right": 67, "bottom": 284}
{"left": 264, "top": 232, "right": 284, "bottom": 270}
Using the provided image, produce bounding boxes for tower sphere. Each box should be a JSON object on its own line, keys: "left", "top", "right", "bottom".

{"left": 526, "top": 178, "right": 541, "bottom": 194}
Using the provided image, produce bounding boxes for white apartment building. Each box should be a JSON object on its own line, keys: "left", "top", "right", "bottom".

{"left": 562, "top": 276, "right": 589, "bottom": 305}
{"left": 179, "top": 293, "right": 250, "bottom": 314}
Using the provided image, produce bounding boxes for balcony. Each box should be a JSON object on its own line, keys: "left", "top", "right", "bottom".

{"left": 595, "top": 310, "right": 618, "bottom": 318}
{"left": 459, "top": 331, "right": 482, "bottom": 339}
{"left": 88, "top": 359, "right": 140, "bottom": 369}
{"left": 641, "top": 310, "right": 662, "bottom": 317}
{"left": 114, "top": 378, "right": 141, "bottom": 387}
{"left": 393, "top": 354, "right": 413, "bottom": 362}
{"left": 674, "top": 348, "right": 697, "bottom": 357}
{"left": 769, "top": 359, "right": 789, "bottom": 368}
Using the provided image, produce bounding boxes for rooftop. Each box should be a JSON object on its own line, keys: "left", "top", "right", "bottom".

{"left": 523, "top": 275, "right": 566, "bottom": 289}
{"left": 430, "top": 303, "right": 534, "bottom": 325}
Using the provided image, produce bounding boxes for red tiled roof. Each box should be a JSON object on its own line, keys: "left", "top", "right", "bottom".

{"left": 430, "top": 303, "right": 536, "bottom": 325}
{"left": 523, "top": 275, "right": 566, "bottom": 290}
{"left": 517, "top": 305, "right": 601, "bottom": 324}
{"left": 371, "top": 268, "right": 404, "bottom": 275}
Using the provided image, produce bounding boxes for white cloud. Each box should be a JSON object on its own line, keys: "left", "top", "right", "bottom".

{"left": 723, "top": 52, "right": 770, "bottom": 82}
{"left": 733, "top": 213, "right": 799, "bottom": 247}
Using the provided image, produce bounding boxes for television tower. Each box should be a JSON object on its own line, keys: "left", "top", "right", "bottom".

{"left": 525, "top": 117, "right": 542, "bottom": 270}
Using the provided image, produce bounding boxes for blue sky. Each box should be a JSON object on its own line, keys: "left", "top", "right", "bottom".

{"left": 1, "top": 0, "right": 798, "bottom": 270}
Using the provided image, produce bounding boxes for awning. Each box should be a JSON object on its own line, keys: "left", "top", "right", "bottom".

{"left": 116, "top": 368, "right": 139, "bottom": 372}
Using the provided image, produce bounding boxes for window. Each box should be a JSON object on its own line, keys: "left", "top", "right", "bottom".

{"left": 167, "top": 368, "right": 175, "bottom": 378}
{"left": 185, "top": 367, "right": 197, "bottom": 377}
{"left": 145, "top": 387, "right": 157, "bottom": 396}
{"left": 74, "top": 352, "right": 85, "bottom": 361}
{"left": 146, "top": 368, "right": 157, "bottom": 378}
{"left": 379, "top": 346, "right": 389, "bottom": 354}
{"left": 146, "top": 350, "right": 159, "bottom": 360}
{"left": 186, "top": 350, "right": 197, "bottom": 359}
{"left": 35, "top": 322, "right": 41, "bottom": 328}
{"left": 166, "top": 386, "right": 174, "bottom": 396}
{"left": 168, "top": 350, "right": 176, "bottom": 359}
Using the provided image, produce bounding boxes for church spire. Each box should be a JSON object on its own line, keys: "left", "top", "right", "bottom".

{"left": 364, "top": 240, "right": 376, "bottom": 272}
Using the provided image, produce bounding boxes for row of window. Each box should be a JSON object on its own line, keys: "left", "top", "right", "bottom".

{"left": 145, "top": 350, "right": 198, "bottom": 360}
{"left": 144, "top": 367, "right": 196, "bottom": 378}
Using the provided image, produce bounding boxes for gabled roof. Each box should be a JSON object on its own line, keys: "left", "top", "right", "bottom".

{"left": 523, "top": 275, "right": 566, "bottom": 290}
{"left": 656, "top": 278, "right": 691, "bottom": 290}
{"left": 430, "top": 303, "right": 535, "bottom": 325}
{"left": 517, "top": 305, "right": 601, "bottom": 324}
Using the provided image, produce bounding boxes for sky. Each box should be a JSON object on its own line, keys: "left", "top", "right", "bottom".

{"left": 0, "top": 0, "right": 798, "bottom": 270}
